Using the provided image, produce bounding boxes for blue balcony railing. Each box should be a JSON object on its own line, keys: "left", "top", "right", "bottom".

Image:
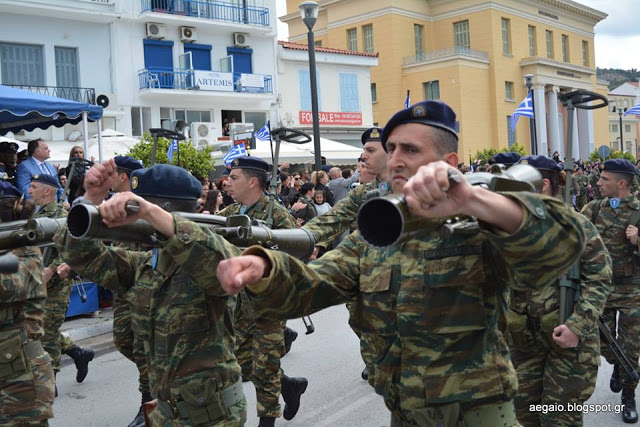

{"left": 141, "top": 0, "right": 270, "bottom": 27}
{"left": 138, "top": 68, "right": 272, "bottom": 93}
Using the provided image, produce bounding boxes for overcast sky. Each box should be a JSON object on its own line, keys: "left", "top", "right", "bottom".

{"left": 275, "top": 0, "right": 639, "bottom": 70}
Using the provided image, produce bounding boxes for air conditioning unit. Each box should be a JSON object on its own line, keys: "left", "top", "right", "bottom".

{"left": 190, "top": 122, "right": 221, "bottom": 150}
{"left": 180, "top": 26, "right": 197, "bottom": 43}
{"left": 94, "top": 93, "right": 117, "bottom": 109}
{"left": 233, "top": 32, "right": 250, "bottom": 48}
{"left": 146, "top": 23, "right": 166, "bottom": 40}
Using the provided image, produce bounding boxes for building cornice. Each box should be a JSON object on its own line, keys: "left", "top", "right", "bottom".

{"left": 520, "top": 56, "right": 596, "bottom": 76}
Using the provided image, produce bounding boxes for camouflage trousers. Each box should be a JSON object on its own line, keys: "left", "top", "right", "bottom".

{"left": 346, "top": 302, "right": 376, "bottom": 383}
{"left": 510, "top": 323, "right": 599, "bottom": 427}
{"left": 0, "top": 334, "right": 55, "bottom": 426}
{"left": 149, "top": 396, "right": 246, "bottom": 426}
{"left": 234, "top": 295, "right": 284, "bottom": 418}
{"left": 600, "top": 296, "right": 640, "bottom": 386}
{"left": 42, "top": 280, "right": 73, "bottom": 373}
{"left": 113, "top": 292, "right": 150, "bottom": 395}
{"left": 389, "top": 400, "right": 518, "bottom": 427}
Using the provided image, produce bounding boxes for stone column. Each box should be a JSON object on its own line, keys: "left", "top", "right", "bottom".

{"left": 578, "top": 104, "right": 595, "bottom": 161}
{"left": 533, "top": 85, "right": 548, "bottom": 156}
{"left": 571, "top": 106, "right": 580, "bottom": 161}
{"left": 547, "top": 86, "right": 562, "bottom": 158}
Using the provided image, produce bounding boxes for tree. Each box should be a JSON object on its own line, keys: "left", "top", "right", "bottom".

{"left": 589, "top": 149, "right": 636, "bottom": 164}
{"left": 472, "top": 143, "right": 527, "bottom": 164}
{"left": 125, "top": 133, "right": 215, "bottom": 179}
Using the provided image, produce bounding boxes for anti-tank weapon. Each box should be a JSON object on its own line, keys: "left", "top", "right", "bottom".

{"left": 356, "top": 163, "right": 542, "bottom": 247}
{"left": 0, "top": 217, "right": 66, "bottom": 251}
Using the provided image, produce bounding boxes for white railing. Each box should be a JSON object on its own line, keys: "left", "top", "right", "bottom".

{"left": 404, "top": 46, "right": 489, "bottom": 65}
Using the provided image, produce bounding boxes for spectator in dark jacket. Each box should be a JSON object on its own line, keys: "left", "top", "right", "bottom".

{"left": 291, "top": 182, "right": 317, "bottom": 225}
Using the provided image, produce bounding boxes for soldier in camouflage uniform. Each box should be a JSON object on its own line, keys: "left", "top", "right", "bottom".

{"left": 303, "top": 127, "right": 388, "bottom": 383}
{"left": 508, "top": 156, "right": 612, "bottom": 427}
{"left": 55, "top": 161, "right": 247, "bottom": 426}
{"left": 0, "top": 181, "right": 55, "bottom": 426}
{"left": 216, "top": 101, "right": 586, "bottom": 426}
{"left": 218, "top": 156, "right": 307, "bottom": 427}
{"left": 573, "top": 166, "right": 590, "bottom": 211}
{"left": 582, "top": 158, "right": 640, "bottom": 423}
{"left": 29, "top": 174, "right": 94, "bottom": 391}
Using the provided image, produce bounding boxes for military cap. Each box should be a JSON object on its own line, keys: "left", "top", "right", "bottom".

{"left": 0, "top": 141, "right": 19, "bottom": 153}
{"left": 519, "top": 155, "right": 562, "bottom": 172}
{"left": 361, "top": 127, "right": 383, "bottom": 145}
{"left": 114, "top": 155, "right": 143, "bottom": 172}
{"left": 32, "top": 174, "right": 61, "bottom": 188}
{"left": 321, "top": 165, "right": 332, "bottom": 173}
{"left": 602, "top": 159, "right": 637, "bottom": 176}
{"left": 381, "top": 101, "right": 458, "bottom": 150}
{"left": 230, "top": 156, "right": 270, "bottom": 173}
{"left": 17, "top": 149, "right": 28, "bottom": 162}
{"left": 131, "top": 164, "right": 202, "bottom": 200}
{"left": 0, "top": 181, "right": 21, "bottom": 198}
{"left": 489, "top": 152, "right": 522, "bottom": 166}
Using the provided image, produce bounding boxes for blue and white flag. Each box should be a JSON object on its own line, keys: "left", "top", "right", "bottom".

{"left": 255, "top": 121, "right": 271, "bottom": 142}
{"left": 166, "top": 139, "right": 178, "bottom": 163}
{"left": 223, "top": 143, "right": 248, "bottom": 165}
{"left": 510, "top": 93, "right": 534, "bottom": 131}
{"left": 403, "top": 90, "right": 411, "bottom": 108}
{"left": 625, "top": 102, "right": 640, "bottom": 116}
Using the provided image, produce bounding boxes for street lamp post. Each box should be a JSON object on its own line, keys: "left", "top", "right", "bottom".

{"left": 613, "top": 104, "right": 626, "bottom": 152}
{"left": 299, "top": 1, "right": 322, "bottom": 172}
{"left": 525, "top": 74, "right": 538, "bottom": 155}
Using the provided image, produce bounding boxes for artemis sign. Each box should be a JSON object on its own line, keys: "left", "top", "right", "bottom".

{"left": 194, "top": 70, "right": 234, "bottom": 92}
{"left": 299, "top": 111, "right": 362, "bottom": 125}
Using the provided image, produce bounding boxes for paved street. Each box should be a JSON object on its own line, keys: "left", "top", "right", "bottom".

{"left": 51, "top": 304, "right": 634, "bottom": 426}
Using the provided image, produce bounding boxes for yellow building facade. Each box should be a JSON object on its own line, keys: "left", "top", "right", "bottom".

{"left": 283, "top": 0, "right": 609, "bottom": 162}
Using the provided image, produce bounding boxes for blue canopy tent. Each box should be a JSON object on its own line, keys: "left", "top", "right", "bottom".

{"left": 0, "top": 85, "right": 104, "bottom": 159}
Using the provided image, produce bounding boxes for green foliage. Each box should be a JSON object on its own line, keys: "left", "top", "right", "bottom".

{"left": 126, "top": 133, "right": 215, "bottom": 179}
{"left": 597, "top": 67, "right": 640, "bottom": 91}
{"left": 472, "top": 143, "right": 528, "bottom": 164}
{"left": 589, "top": 148, "right": 636, "bottom": 164}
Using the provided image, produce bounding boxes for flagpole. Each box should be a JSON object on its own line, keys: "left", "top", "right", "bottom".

{"left": 525, "top": 74, "right": 537, "bottom": 155}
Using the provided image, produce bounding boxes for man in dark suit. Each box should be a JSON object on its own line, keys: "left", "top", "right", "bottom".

{"left": 17, "top": 139, "right": 63, "bottom": 200}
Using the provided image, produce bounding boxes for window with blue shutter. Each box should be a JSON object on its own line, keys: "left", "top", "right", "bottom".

{"left": 143, "top": 39, "right": 174, "bottom": 88}
{"left": 299, "top": 70, "right": 322, "bottom": 111}
{"left": 339, "top": 73, "right": 359, "bottom": 112}
{"left": 55, "top": 47, "right": 79, "bottom": 88}
{"left": 184, "top": 43, "right": 212, "bottom": 70}
{"left": 0, "top": 42, "right": 45, "bottom": 85}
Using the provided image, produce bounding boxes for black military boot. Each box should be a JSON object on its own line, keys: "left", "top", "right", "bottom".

{"left": 622, "top": 386, "right": 639, "bottom": 423}
{"left": 284, "top": 327, "right": 298, "bottom": 355}
{"left": 281, "top": 373, "right": 308, "bottom": 420}
{"left": 258, "top": 417, "right": 276, "bottom": 427}
{"left": 361, "top": 367, "right": 369, "bottom": 380}
{"left": 64, "top": 345, "right": 95, "bottom": 383}
{"left": 611, "top": 364, "right": 623, "bottom": 393}
{"left": 128, "top": 391, "right": 153, "bottom": 427}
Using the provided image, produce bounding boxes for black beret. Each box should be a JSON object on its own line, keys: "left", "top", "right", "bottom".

{"left": 0, "top": 142, "right": 19, "bottom": 153}
{"left": 361, "top": 127, "right": 382, "bottom": 145}
{"left": 519, "top": 155, "right": 561, "bottom": 172}
{"left": 489, "top": 152, "right": 522, "bottom": 165}
{"left": 230, "top": 156, "right": 270, "bottom": 173}
{"left": 0, "top": 182, "right": 21, "bottom": 198}
{"left": 32, "top": 174, "right": 61, "bottom": 188}
{"left": 381, "top": 101, "right": 458, "bottom": 150}
{"left": 602, "top": 159, "right": 637, "bottom": 176}
{"left": 131, "top": 164, "right": 202, "bottom": 200}
{"left": 114, "top": 155, "right": 144, "bottom": 172}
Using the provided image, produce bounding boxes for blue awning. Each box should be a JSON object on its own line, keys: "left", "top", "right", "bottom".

{"left": 0, "top": 85, "right": 103, "bottom": 135}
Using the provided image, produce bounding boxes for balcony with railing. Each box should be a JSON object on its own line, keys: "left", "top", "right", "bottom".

{"left": 404, "top": 47, "right": 489, "bottom": 66}
{"left": 141, "top": 0, "right": 270, "bottom": 27}
{"left": 6, "top": 85, "right": 96, "bottom": 104}
{"left": 138, "top": 68, "right": 273, "bottom": 94}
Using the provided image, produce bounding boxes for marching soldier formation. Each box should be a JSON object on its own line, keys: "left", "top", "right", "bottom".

{"left": 0, "top": 99, "right": 638, "bottom": 427}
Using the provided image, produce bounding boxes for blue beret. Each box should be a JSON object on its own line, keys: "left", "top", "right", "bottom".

{"left": 321, "top": 165, "right": 332, "bottom": 173}
{"left": 602, "top": 159, "right": 637, "bottom": 176}
{"left": 0, "top": 182, "right": 21, "bottom": 198}
{"left": 230, "top": 156, "right": 270, "bottom": 173}
{"left": 114, "top": 155, "right": 144, "bottom": 172}
{"left": 131, "top": 164, "right": 202, "bottom": 200}
{"left": 361, "top": 127, "right": 382, "bottom": 145}
{"left": 381, "top": 101, "right": 458, "bottom": 150}
{"left": 519, "top": 155, "right": 561, "bottom": 172}
{"left": 489, "top": 152, "right": 522, "bottom": 165}
{"left": 32, "top": 174, "right": 61, "bottom": 188}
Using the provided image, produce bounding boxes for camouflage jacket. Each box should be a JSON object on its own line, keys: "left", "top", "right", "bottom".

{"left": 303, "top": 179, "right": 380, "bottom": 249}
{"left": 243, "top": 192, "right": 585, "bottom": 418}
{"left": 36, "top": 202, "right": 68, "bottom": 273}
{"left": 510, "top": 211, "right": 611, "bottom": 355}
{"left": 54, "top": 216, "right": 243, "bottom": 401}
{"left": 582, "top": 196, "right": 640, "bottom": 289}
{"left": 218, "top": 193, "right": 296, "bottom": 229}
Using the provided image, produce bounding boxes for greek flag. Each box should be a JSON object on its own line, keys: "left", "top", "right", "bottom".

{"left": 166, "top": 139, "right": 178, "bottom": 163}
{"left": 223, "top": 143, "right": 247, "bottom": 165}
{"left": 510, "top": 93, "right": 534, "bottom": 131}
{"left": 255, "top": 122, "right": 270, "bottom": 142}
{"left": 625, "top": 102, "right": 640, "bottom": 116}
{"left": 403, "top": 90, "right": 411, "bottom": 108}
